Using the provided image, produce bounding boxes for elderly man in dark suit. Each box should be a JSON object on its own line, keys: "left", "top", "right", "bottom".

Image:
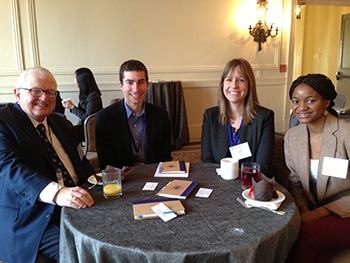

{"left": 0, "top": 67, "right": 94, "bottom": 263}
{"left": 95, "top": 59, "right": 172, "bottom": 170}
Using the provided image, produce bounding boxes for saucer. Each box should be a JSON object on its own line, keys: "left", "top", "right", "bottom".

{"left": 88, "top": 173, "right": 124, "bottom": 185}
{"left": 242, "top": 189, "right": 285, "bottom": 210}
{"left": 88, "top": 173, "right": 103, "bottom": 185}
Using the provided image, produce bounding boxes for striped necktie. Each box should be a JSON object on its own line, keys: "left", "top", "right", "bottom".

{"left": 36, "top": 123, "right": 75, "bottom": 186}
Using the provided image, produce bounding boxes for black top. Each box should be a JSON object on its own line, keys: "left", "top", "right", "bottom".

{"left": 71, "top": 91, "right": 103, "bottom": 121}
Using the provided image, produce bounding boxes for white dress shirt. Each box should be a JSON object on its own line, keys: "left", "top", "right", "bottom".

{"left": 29, "top": 117, "right": 78, "bottom": 204}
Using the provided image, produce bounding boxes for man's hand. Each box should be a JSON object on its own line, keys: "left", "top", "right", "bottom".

{"left": 53, "top": 186, "right": 94, "bottom": 209}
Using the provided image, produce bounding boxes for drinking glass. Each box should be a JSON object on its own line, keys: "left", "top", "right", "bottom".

{"left": 102, "top": 166, "right": 122, "bottom": 199}
{"left": 241, "top": 162, "right": 260, "bottom": 190}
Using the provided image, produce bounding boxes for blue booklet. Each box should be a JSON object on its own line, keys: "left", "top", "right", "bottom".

{"left": 156, "top": 180, "right": 198, "bottom": 199}
{"left": 160, "top": 161, "right": 186, "bottom": 173}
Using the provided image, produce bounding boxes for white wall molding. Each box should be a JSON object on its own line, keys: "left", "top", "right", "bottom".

{"left": 28, "top": 0, "right": 40, "bottom": 66}
{"left": 298, "top": 0, "right": 350, "bottom": 6}
{"left": 0, "top": 76, "right": 287, "bottom": 95}
{"left": 182, "top": 77, "right": 286, "bottom": 89}
{"left": 41, "top": 76, "right": 287, "bottom": 92}
{"left": 48, "top": 64, "right": 282, "bottom": 77}
{"left": 0, "top": 65, "right": 287, "bottom": 93}
{"left": 0, "top": 0, "right": 24, "bottom": 75}
{"left": 11, "top": 0, "right": 23, "bottom": 72}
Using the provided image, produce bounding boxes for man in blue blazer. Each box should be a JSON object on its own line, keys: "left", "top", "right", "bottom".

{"left": 96, "top": 60, "right": 172, "bottom": 170}
{"left": 0, "top": 67, "right": 94, "bottom": 263}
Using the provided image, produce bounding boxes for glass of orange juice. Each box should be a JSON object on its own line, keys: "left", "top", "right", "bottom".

{"left": 102, "top": 165, "right": 122, "bottom": 199}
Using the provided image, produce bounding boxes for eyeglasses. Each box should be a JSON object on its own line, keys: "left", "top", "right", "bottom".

{"left": 19, "top": 88, "right": 58, "bottom": 98}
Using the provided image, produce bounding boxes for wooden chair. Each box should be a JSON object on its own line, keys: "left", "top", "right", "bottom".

{"left": 83, "top": 114, "right": 100, "bottom": 173}
{"left": 110, "top": 98, "right": 121, "bottom": 105}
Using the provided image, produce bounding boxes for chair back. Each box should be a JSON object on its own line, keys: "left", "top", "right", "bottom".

{"left": 83, "top": 113, "right": 96, "bottom": 156}
{"left": 110, "top": 98, "right": 121, "bottom": 105}
{"left": 334, "top": 94, "right": 346, "bottom": 108}
{"left": 272, "top": 133, "right": 290, "bottom": 189}
{"left": 289, "top": 112, "right": 300, "bottom": 128}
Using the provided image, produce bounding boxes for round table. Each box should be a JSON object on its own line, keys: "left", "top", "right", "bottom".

{"left": 60, "top": 163, "right": 300, "bottom": 263}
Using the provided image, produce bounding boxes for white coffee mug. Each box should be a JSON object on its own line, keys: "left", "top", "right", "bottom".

{"left": 220, "top": 158, "right": 239, "bottom": 180}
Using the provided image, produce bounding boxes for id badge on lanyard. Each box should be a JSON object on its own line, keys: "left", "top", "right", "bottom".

{"left": 228, "top": 117, "right": 243, "bottom": 147}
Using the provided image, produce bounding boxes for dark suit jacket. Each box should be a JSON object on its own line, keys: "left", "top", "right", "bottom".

{"left": 201, "top": 106, "right": 275, "bottom": 175}
{"left": 71, "top": 91, "right": 103, "bottom": 121}
{"left": 95, "top": 99, "right": 172, "bottom": 170}
{"left": 0, "top": 103, "right": 93, "bottom": 263}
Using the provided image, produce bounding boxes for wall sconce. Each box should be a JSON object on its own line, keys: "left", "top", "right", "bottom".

{"left": 295, "top": 5, "right": 301, "bottom": 20}
{"left": 248, "top": 0, "right": 278, "bottom": 51}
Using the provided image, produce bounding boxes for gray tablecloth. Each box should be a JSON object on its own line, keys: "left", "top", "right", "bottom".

{"left": 60, "top": 163, "right": 300, "bottom": 263}
{"left": 145, "top": 81, "right": 189, "bottom": 150}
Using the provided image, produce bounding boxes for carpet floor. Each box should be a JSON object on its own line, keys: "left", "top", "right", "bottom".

{"left": 171, "top": 142, "right": 201, "bottom": 163}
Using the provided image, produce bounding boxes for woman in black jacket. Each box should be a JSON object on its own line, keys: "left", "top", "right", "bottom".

{"left": 62, "top": 67, "right": 103, "bottom": 141}
{"left": 200, "top": 58, "right": 275, "bottom": 176}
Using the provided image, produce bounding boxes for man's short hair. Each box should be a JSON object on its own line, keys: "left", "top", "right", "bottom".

{"left": 16, "top": 67, "right": 57, "bottom": 89}
{"left": 119, "top": 59, "right": 149, "bottom": 83}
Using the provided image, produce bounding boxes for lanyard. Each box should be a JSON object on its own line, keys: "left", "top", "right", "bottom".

{"left": 228, "top": 117, "right": 244, "bottom": 147}
{"left": 130, "top": 116, "right": 146, "bottom": 153}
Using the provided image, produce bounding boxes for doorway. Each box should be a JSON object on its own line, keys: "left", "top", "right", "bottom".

{"left": 293, "top": 5, "right": 350, "bottom": 90}
{"left": 336, "top": 13, "right": 350, "bottom": 108}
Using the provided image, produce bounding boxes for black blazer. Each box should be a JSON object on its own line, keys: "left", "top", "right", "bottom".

{"left": 201, "top": 106, "right": 275, "bottom": 175}
{"left": 95, "top": 99, "right": 172, "bottom": 170}
{"left": 0, "top": 103, "right": 93, "bottom": 263}
{"left": 71, "top": 91, "right": 103, "bottom": 121}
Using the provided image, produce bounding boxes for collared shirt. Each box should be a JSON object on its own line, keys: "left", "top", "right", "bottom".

{"left": 29, "top": 117, "right": 78, "bottom": 204}
{"left": 124, "top": 101, "right": 147, "bottom": 164}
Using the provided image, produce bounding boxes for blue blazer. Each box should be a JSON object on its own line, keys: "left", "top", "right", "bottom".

{"left": 95, "top": 99, "right": 172, "bottom": 170}
{"left": 201, "top": 106, "right": 275, "bottom": 175}
{"left": 0, "top": 103, "right": 93, "bottom": 263}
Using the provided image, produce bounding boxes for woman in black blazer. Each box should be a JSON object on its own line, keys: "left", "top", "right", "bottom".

{"left": 201, "top": 58, "right": 275, "bottom": 175}
{"left": 62, "top": 67, "right": 103, "bottom": 141}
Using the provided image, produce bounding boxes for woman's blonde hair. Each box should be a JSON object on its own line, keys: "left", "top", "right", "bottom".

{"left": 218, "top": 58, "right": 261, "bottom": 125}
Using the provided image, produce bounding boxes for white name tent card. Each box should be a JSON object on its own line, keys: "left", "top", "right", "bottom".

{"left": 322, "top": 157, "right": 348, "bottom": 179}
{"left": 151, "top": 203, "right": 177, "bottom": 222}
{"left": 229, "top": 142, "right": 252, "bottom": 161}
{"left": 195, "top": 188, "right": 213, "bottom": 198}
{"left": 142, "top": 182, "right": 159, "bottom": 191}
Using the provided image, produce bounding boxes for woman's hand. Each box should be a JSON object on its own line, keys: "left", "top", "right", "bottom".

{"left": 62, "top": 99, "right": 75, "bottom": 110}
{"left": 300, "top": 206, "right": 331, "bottom": 224}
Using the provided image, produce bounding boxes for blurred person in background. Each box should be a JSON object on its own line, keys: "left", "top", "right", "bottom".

{"left": 62, "top": 67, "right": 103, "bottom": 142}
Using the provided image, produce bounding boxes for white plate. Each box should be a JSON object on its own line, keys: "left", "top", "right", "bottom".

{"left": 242, "top": 188, "right": 285, "bottom": 206}
{"left": 88, "top": 173, "right": 103, "bottom": 185}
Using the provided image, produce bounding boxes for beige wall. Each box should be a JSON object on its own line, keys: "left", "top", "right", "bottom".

{"left": 293, "top": 5, "right": 350, "bottom": 86}
{"left": 0, "top": 0, "right": 293, "bottom": 140}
